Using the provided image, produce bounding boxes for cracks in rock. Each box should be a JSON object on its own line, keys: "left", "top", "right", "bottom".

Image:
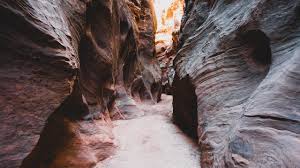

{"left": 244, "top": 114, "right": 300, "bottom": 124}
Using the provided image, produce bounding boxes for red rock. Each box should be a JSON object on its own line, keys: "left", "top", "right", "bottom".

{"left": 0, "top": 0, "right": 161, "bottom": 167}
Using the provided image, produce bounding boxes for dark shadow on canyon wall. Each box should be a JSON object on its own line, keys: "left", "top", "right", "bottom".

{"left": 242, "top": 29, "right": 272, "bottom": 65}
{"left": 21, "top": 80, "right": 116, "bottom": 168}
{"left": 172, "top": 74, "right": 198, "bottom": 139}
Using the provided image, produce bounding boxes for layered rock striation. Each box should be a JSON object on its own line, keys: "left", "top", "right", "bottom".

{"left": 173, "top": 0, "right": 300, "bottom": 167}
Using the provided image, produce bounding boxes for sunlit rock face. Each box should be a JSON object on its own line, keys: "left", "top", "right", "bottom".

{"left": 174, "top": 0, "right": 300, "bottom": 167}
{"left": 154, "top": 0, "right": 184, "bottom": 46}
{"left": 153, "top": 0, "right": 184, "bottom": 93}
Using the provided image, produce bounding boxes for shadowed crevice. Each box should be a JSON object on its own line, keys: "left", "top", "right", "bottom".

{"left": 242, "top": 29, "right": 272, "bottom": 66}
{"left": 172, "top": 74, "right": 198, "bottom": 139}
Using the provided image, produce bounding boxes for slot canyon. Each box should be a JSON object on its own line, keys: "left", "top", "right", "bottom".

{"left": 0, "top": 0, "right": 299, "bottom": 168}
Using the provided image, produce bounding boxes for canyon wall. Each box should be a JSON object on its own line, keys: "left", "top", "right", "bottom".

{"left": 0, "top": 0, "right": 160, "bottom": 167}
{"left": 173, "top": 0, "right": 300, "bottom": 167}
{"left": 2, "top": 0, "right": 299, "bottom": 167}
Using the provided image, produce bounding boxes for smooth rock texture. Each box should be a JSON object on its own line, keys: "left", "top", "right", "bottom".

{"left": 21, "top": 82, "right": 116, "bottom": 168}
{"left": 0, "top": 0, "right": 161, "bottom": 167}
{"left": 22, "top": 113, "right": 115, "bottom": 168}
{"left": 0, "top": 0, "right": 86, "bottom": 167}
{"left": 2, "top": 0, "right": 299, "bottom": 167}
{"left": 80, "top": 0, "right": 162, "bottom": 110}
{"left": 173, "top": 0, "right": 300, "bottom": 167}
{"left": 79, "top": 0, "right": 161, "bottom": 116}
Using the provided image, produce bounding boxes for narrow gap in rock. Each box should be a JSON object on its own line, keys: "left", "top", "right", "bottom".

{"left": 98, "top": 1, "right": 200, "bottom": 167}
{"left": 152, "top": 0, "right": 199, "bottom": 141}
{"left": 153, "top": 0, "right": 185, "bottom": 95}
{"left": 172, "top": 74, "right": 198, "bottom": 139}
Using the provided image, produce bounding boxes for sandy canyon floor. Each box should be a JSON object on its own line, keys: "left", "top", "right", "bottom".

{"left": 96, "top": 95, "right": 200, "bottom": 168}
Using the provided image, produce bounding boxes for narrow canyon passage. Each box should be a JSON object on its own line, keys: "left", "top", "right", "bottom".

{"left": 96, "top": 95, "right": 200, "bottom": 168}
{"left": 94, "top": 1, "right": 199, "bottom": 167}
{"left": 2, "top": 0, "right": 299, "bottom": 167}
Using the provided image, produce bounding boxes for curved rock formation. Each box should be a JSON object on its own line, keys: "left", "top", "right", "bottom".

{"left": 0, "top": 1, "right": 86, "bottom": 167}
{"left": 0, "top": 0, "right": 161, "bottom": 167}
{"left": 2, "top": 0, "right": 300, "bottom": 167}
{"left": 173, "top": 0, "right": 300, "bottom": 167}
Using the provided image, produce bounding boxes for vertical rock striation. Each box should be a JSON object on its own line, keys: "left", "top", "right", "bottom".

{"left": 173, "top": 0, "right": 300, "bottom": 167}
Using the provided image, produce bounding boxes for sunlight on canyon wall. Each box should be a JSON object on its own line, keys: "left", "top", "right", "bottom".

{"left": 153, "top": 0, "right": 184, "bottom": 47}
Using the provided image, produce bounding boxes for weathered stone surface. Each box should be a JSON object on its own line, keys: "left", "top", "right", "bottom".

{"left": 173, "top": 0, "right": 300, "bottom": 167}
{"left": 21, "top": 83, "right": 115, "bottom": 168}
{"left": 0, "top": 0, "right": 161, "bottom": 167}
{"left": 0, "top": 0, "right": 86, "bottom": 167}
{"left": 80, "top": 0, "right": 161, "bottom": 113}
{"left": 124, "top": 0, "right": 162, "bottom": 102}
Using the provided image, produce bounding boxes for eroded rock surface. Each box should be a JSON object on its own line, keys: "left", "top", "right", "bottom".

{"left": 0, "top": 0, "right": 161, "bottom": 167}
{"left": 0, "top": 1, "right": 86, "bottom": 167}
{"left": 2, "top": 0, "right": 299, "bottom": 167}
{"left": 80, "top": 0, "right": 161, "bottom": 117}
{"left": 173, "top": 0, "right": 300, "bottom": 167}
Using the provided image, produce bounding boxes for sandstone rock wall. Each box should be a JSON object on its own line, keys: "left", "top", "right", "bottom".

{"left": 0, "top": 0, "right": 160, "bottom": 167}
{"left": 0, "top": 0, "right": 86, "bottom": 167}
{"left": 173, "top": 0, "right": 300, "bottom": 167}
